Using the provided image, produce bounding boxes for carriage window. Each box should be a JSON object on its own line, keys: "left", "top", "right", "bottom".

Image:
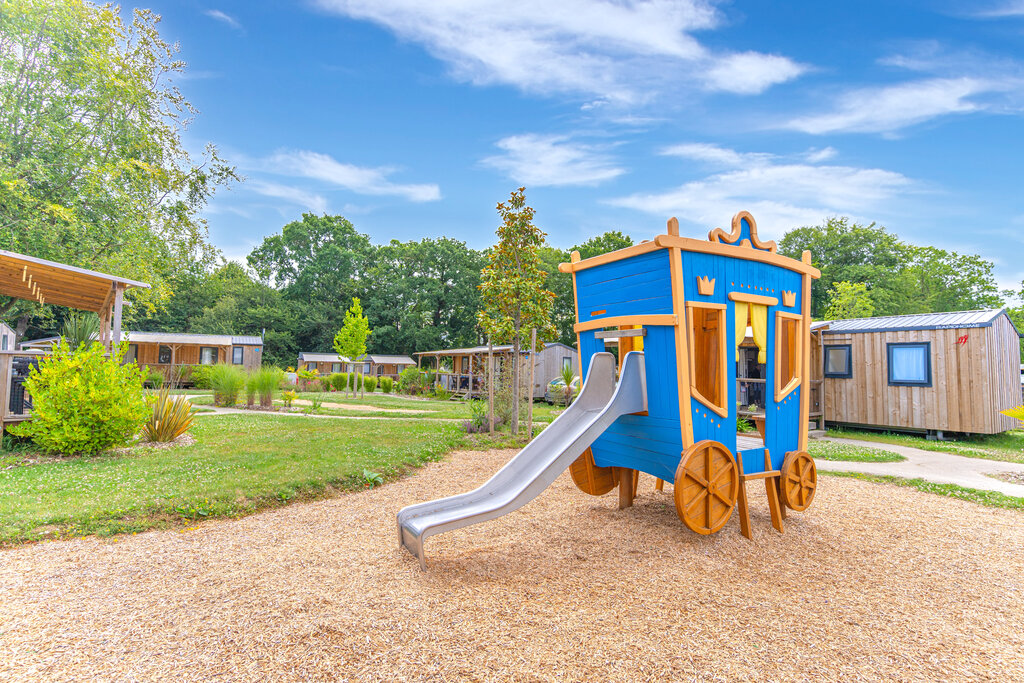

{"left": 775, "top": 313, "right": 802, "bottom": 400}
{"left": 887, "top": 342, "right": 931, "bottom": 386}
{"left": 823, "top": 344, "right": 852, "bottom": 378}
{"left": 687, "top": 303, "right": 727, "bottom": 416}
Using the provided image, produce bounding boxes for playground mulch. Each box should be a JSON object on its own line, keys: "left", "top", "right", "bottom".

{"left": 2, "top": 448, "right": 1022, "bottom": 681}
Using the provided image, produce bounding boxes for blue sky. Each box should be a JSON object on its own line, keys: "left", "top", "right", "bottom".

{"left": 146, "top": 0, "right": 1024, "bottom": 291}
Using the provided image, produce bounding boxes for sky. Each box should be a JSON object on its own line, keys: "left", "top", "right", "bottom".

{"left": 144, "top": 0, "right": 1024, "bottom": 292}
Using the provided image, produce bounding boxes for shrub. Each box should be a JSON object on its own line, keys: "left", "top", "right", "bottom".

{"left": 398, "top": 367, "right": 427, "bottom": 395}
{"left": 141, "top": 365, "right": 164, "bottom": 389}
{"left": 209, "top": 363, "right": 246, "bottom": 406}
{"left": 330, "top": 372, "right": 347, "bottom": 391}
{"left": 349, "top": 372, "right": 358, "bottom": 390}
{"left": 251, "top": 366, "right": 283, "bottom": 408}
{"left": 380, "top": 376, "right": 393, "bottom": 394}
{"left": 60, "top": 312, "right": 100, "bottom": 351}
{"left": 190, "top": 364, "right": 213, "bottom": 389}
{"left": 433, "top": 386, "right": 451, "bottom": 400}
{"left": 10, "top": 342, "right": 148, "bottom": 454}
{"left": 304, "top": 394, "right": 324, "bottom": 414}
{"left": 296, "top": 367, "right": 318, "bottom": 391}
{"left": 465, "top": 399, "right": 489, "bottom": 433}
{"left": 363, "top": 375, "right": 377, "bottom": 393}
{"left": 141, "top": 386, "right": 197, "bottom": 442}
{"left": 281, "top": 390, "right": 297, "bottom": 408}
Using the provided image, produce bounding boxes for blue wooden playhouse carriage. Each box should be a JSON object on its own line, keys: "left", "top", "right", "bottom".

{"left": 563, "top": 211, "right": 821, "bottom": 535}
{"left": 398, "top": 211, "right": 822, "bottom": 568}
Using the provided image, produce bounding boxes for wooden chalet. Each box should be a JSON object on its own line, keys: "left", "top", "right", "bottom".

{"left": 354, "top": 353, "right": 416, "bottom": 379}
{"left": 297, "top": 352, "right": 351, "bottom": 375}
{"left": 0, "top": 250, "right": 149, "bottom": 431}
{"left": 414, "top": 342, "right": 578, "bottom": 399}
{"left": 813, "top": 309, "right": 1022, "bottom": 436}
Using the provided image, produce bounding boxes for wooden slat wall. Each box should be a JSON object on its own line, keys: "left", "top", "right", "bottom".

{"left": 136, "top": 342, "right": 261, "bottom": 371}
{"left": 822, "top": 319, "right": 1021, "bottom": 434}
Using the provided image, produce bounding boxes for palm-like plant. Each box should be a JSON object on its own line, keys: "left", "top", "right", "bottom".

{"left": 61, "top": 312, "right": 100, "bottom": 351}
{"left": 560, "top": 364, "right": 576, "bottom": 406}
{"left": 142, "top": 386, "right": 197, "bottom": 442}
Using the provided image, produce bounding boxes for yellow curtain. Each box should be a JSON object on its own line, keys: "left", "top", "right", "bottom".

{"left": 751, "top": 304, "right": 768, "bottom": 363}
{"left": 733, "top": 301, "right": 748, "bottom": 353}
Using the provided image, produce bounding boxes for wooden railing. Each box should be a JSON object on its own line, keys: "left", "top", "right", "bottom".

{"left": 0, "top": 350, "right": 47, "bottom": 426}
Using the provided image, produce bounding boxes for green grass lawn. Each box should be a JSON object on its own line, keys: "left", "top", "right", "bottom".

{"left": 0, "top": 414, "right": 477, "bottom": 545}
{"left": 808, "top": 440, "right": 906, "bottom": 463}
{"left": 827, "top": 428, "right": 1024, "bottom": 464}
{"left": 821, "top": 471, "right": 1024, "bottom": 510}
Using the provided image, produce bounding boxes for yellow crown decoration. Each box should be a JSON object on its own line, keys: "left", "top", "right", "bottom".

{"left": 782, "top": 290, "right": 796, "bottom": 308}
{"left": 696, "top": 276, "right": 715, "bottom": 296}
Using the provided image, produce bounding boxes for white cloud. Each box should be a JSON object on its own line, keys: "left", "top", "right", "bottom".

{"left": 482, "top": 134, "right": 625, "bottom": 187}
{"left": 248, "top": 181, "right": 329, "bottom": 214}
{"left": 804, "top": 146, "right": 837, "bottom": 162}
{"left": 784, "top": 77, "right": 994, "bottom": 134}
{"left": 204, "top": 9, "right": 242, "bottom": 30}
{"left": 266, "top": 150, "right": 441, "bottom": 202}
{"left": 703, "top": 51, "right": 808, "bottom": 95}
{"left": 608, "top": 145, "right": 912, "bottom": 238}
{"left": 969, "top": 1, "right": 1024, "bottom": 17}
{"left": 313, "top": 0, "right": 805, "bottom": 103}
{"left": 660, "top": 142, "right": 771, "bottom": 167}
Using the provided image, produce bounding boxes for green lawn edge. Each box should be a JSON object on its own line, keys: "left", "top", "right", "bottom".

{"left": 820, "top": 470, "right": 1024, "bottom": 510}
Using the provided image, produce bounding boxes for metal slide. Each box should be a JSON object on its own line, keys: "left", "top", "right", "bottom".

{"left": 397, "top": 351, "right": 647, "bottom": 569}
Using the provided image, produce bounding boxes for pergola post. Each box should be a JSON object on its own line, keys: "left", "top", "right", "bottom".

{"left": 111, "top": 283, "right": 124, "bottom": 346}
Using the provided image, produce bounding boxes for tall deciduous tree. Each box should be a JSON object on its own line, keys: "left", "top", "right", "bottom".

{"left": 333, "top": 297, "right": 372, "bottom": 397}
{"left": 823, "top": 281, "right": 874, "bottom": 320}
{"left": 0, "top": 0, "right": 235, "bottom": 326}
{"left": 477, "top": 188, "right": 556, "bottom": 433}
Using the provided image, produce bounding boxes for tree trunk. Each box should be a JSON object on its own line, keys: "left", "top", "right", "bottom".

{"left": 527, "top": 327, "right": 536, "bottom": 439}
{"left": 15, "top": 313, "right": 30, "bottom": 344}
{"left": 512, "top": 317, "right": 521, "bottom": 434}
{"left": 488, "top": 338, "right": 494, "bottom": 434}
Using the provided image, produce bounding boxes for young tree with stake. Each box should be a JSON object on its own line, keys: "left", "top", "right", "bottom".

{"left": 333, "top": 297, "right": 372, "bottom": 398}
{"left": 477, "top": 188, "right": 556, "bottom": 434}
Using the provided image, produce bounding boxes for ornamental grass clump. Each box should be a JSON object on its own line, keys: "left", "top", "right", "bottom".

{"left": 209, "top": 363, "right": 246, "bottom": 406}
{"left": 251, "top": 366, "right": 283, "bottom": 408}
{"left": 142, "top": 386, "right": 197, "bottom": 442}
{"left": 10, "top": 341, "right": 148, "bottom": 454}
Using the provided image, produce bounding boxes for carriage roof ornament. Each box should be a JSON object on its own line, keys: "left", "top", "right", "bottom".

{"left": 707, "top": 210, "right": 777, "bottom": 254}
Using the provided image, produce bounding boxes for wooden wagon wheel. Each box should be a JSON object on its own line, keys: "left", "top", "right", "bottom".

{"left": 674, "top": 440, "right": 739, "bottom": 535}
{"left": 780, "top": 451, "right": 817, "bottom": 511}
{"left": 569, "top": 448, "right": 616, "bottom": 496}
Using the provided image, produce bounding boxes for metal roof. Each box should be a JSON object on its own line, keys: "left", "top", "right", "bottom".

{"left": 358, "top": 354, "right": 416, "bottom": 365}
{"left": 124, "top": 331, "right": 263, "bottom": 345}
{"left": 821, "top": 309, "right": 1020, "bottom": 336}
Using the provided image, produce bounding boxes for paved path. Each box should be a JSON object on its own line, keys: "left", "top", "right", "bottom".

{"left": 816, "top": 437, "right": 1024, "bottom": 497}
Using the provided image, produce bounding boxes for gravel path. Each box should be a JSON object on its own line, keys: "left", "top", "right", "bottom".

{"left": 817, "top": 437, "right": 1024, "bottom": 496}
{"left": 1, "top": 448, "right": 1022, "bottom": 681}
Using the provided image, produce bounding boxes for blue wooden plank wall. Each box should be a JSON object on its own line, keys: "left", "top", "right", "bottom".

{"left": 575, "top": 250, "right": 673, "bottom": 323}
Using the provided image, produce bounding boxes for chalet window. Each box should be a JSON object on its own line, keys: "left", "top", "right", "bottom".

{"left": 687, "top": 303, "right": 727, "bottom": 416}
{"left": 887, "top": 342, "right": 931, "bottom": 387}
{"left": 377, "top": 365, "right": 384, "bottom": 376}
{"left": 823, "top": 344, "right": 852, "bottom": 378}
{"left": 331, "top": 362, "right": 342, "bottom": 373}
{"left": 158, "top": 345, "right": 172, "bottom": 364}
{"left": 775, "top": 312, "right": 802, "bottom": 401}
{"left": 232, "top": 347, "right": 244, "bottom": 365}
{"left": 199, "top": 347, "right": 218, "bottom": 365}
{"left": 363, "top": 362, "right": 371, "bottom": 374}
{"left": 461, "top": 356, "right": 469, "bottom": 373}
{"left": 126, "top": 344, "right": 138, "bottom": 363}
{"left": 562, "top": 356, "right": 572, "bottom": 371}
{"left": 1, "top": 334, "right": 8, "bottom": 350}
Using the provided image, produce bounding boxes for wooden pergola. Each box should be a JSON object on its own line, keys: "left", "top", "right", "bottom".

{"left": 0, "top": 250, "right": 150, "bottom": 346}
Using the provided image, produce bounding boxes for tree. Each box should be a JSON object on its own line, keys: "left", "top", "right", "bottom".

{"left": 248, "top": 213, "right": 372, "bottom": 353}
{"left": 0, "top": 0, "right": 234, "bottom": 327}
{"left": 477, "top": 188, "right": 556, "bottom": 433}
{"left": 823, "top": 281, "right": 874, "bottom": 320}
{"left": 333, "top": 297, "right": 372, "bottom": 397}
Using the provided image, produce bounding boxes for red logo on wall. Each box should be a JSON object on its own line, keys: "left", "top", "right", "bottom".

{"left": 956, "top": 334, "right": 968, "bottom": 345}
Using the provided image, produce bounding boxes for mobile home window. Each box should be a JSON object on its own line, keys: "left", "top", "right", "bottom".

{"left": 126, "top": 344, "right": 138, "bottom": 363}
{"left": 461, "top": 356, "right": 469, "bottom": 373}
{"left": 562, "top": 356, "right": 572, "bottom": 371}
{"left": 687, "top": 303, "right": 727, "bottom": 416}
{"left": 199, "top": 347, "right": 218, "bottom": 365}
{"left": 232, "top": 347, "right": 244, "bottom": 365}
{"left": 332, "top": 362, "right": 342, "bottom": 373}
{"left": 887, "top": 342, "right": 931, "bottom": 386}
{"left": 1, "top": 334, "right": 7, "bottom": 351}
{"left": 823, "top": 344, "right": 852, "bottom": 378}
{"left": 775, "top": 312, "right": 803, "bottom": 401}
{"left": 158, "top": 345, "right": 172, "bottom": 364}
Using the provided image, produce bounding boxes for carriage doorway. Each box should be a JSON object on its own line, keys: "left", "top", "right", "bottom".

{"left": 733, "top": 301, "right": 768, "bottom": 448}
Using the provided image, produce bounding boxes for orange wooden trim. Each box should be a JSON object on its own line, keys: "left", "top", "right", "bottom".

{"left": 590, "top": 309, "right": 606, "bottom": 316}
{"left": 799, "top": 272, "right": 812, "bottom": 450}
{"left": 667, "top": 217, "right": 680, "bottom": 237}
{"left": 728, "top": 292, "right": 778, "bottom": 306}
{"left": 654, "top": 234, "right": 820, "bottom": 278}
{"left": 774, "top": 310, "right": 803, "bottom": 403}
{"left": 558, "top": 240, "right": 665, "bottom": 273}
{"left": 570, "top": 250, "right": 581, "bottom": 263}
{"left": 685, "top": 301, "right": 729, "bottom": 418}
{"left": 669, "top": 247, "right": 694, "bottom": 447}
{"left": 707, "top": 211, "right": 778, "bottom": 253}
{"left": 781, "top": 290, "right": 796, "bottom": 308}
{"left": 696, "top": 276, "right": 715, "bottom": 296}
{"left": 573, "top": 314, "right": 677, "bottom": 333}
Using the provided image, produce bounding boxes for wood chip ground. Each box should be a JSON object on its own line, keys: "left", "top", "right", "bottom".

{"left": 1, "top": 448, "right": 1022, "bottom": 681}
